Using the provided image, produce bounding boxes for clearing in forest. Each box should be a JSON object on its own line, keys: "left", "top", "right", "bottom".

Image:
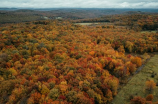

{"left": 112, "top": 55, "right": 158, "bottom": 104}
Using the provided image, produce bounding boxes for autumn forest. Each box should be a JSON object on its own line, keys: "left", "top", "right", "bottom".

{"left": 0, "top": 9, "right": 158, "bottom": 104}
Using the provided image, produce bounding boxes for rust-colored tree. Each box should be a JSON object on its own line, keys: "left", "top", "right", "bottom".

{"left": 146, "top": 94, "right": 154, "bottom": 101}
{"left": 145, "top": 80, "right": 156, "bottom": 92}
{"left": 131, "top": 96, "right": 146, "bottom": 104}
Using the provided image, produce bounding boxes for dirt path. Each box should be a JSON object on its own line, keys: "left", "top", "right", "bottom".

{"left": 112, "top": 55, "right": 158, "bottom": 104}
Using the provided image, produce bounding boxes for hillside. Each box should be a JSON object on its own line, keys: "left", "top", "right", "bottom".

{"left": 0, "top": 8, "right": 158, "bottom": 24}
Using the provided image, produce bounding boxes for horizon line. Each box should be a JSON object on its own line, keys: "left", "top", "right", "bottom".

{"left": 0, "top": 7, "right": 158, "bottom": 9}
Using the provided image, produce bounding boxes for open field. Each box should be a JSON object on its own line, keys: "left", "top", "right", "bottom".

{"left": 74, "top": 22, "right": 114, "bottom": 26}
{"left": 141, "top": 31, "right": 158, "bottom": 33}
{"left": 74, "top": 22, "right": 99, "bottom": 26}
{"left": 112, "top": 55, "right": 158, "bottom": 104}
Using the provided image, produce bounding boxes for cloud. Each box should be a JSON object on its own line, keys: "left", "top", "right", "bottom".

{"left": 0, "top": 0, "right": 158, "bottom": 8}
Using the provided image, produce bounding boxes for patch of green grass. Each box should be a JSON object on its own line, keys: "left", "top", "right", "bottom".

{"left": 112, "top": 55, "right": 158, "bottom": 104}
{"left": 74, "top": 23, "right": 99, "bottom": 26}
{"left": 141, "top": 31, "right": 158, "bottom": 33}
{"left": 74, "top": 22, "right": 114, "bottom": 26}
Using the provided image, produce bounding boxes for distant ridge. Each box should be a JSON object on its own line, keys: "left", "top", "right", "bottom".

{"left": 0, "top": 8, "right": 19, "bottom": 11}
{"left": 0, "top": 8, "right": 158, "bottom": 12}
{"left": 0, "top": 8, "right": 158, "bottom": 24}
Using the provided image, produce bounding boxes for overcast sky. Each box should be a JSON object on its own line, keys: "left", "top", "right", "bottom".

{"left": 0, "top": 0, "right": 158, "bottom": 8}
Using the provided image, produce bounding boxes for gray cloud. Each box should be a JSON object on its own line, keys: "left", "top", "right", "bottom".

{"left": 0, "top": 0, "right": 158, "bottom": 8}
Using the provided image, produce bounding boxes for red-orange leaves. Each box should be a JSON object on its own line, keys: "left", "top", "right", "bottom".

{"left": 146, "top": 94, "right": 154, "bottom": 101}
{"left": 89, "top": 51, "right": 95, "bottom": 56}
{"left": 131, "top": 96, "right": 146, "bottom": 104}
{"left": 28, "top": 92, "right": 41, "bottom": 104}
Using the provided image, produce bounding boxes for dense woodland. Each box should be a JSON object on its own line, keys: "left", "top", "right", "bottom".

{"left": 0, "top": 13, "right": 158, "bottom": 104}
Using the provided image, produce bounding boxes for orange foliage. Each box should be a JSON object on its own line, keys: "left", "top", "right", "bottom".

{"left": 131, "top": 57, "right": 142, "bottom": 67}
{"left": 89, "top": 51, "right": 95, "bottom": 56}
{"left": 0, "top": 18, "right": 157, "bottom": 104}
{"left": 145, "top": 80, "right": 156, "bottom": 91}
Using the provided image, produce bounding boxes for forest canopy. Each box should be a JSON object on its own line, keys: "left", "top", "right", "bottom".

{"left": 0, "top": 13, "right": 158, "bottom": 104}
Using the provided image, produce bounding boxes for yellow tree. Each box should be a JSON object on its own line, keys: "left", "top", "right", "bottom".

{"left": 125, "top": 41, "right": 133, "bottom": 53}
